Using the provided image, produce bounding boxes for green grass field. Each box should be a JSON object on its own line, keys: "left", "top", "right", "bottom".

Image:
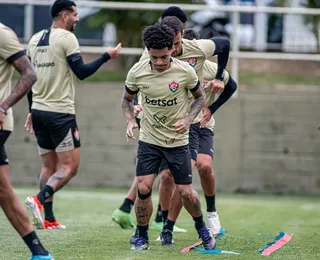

{"left": 1, "top": 187, "right": 319, "bottom": 260}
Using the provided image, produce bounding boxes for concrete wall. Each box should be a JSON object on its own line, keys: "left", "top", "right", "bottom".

{"left": 7, "top": 83, "right": 320, "bottom": 195}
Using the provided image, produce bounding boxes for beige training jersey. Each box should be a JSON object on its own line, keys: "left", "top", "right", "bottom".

{"left": 0, "top": 23, "right": 24, "bottom": 131}
{"left": 140, "top": 39, "right": 216, "bottom": 123}
{"left": 126, "top": 58, "right": 199, "bottom": 148}
{"left": 202, "top": 60, "right": 230, "bottom": 132}
{"left": 27, "top": 28, "right": 80, "bottom": 114}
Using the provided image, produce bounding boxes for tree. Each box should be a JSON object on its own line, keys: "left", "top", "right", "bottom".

{"left": 86, "top": 0, "right": 194, "bottom": 69}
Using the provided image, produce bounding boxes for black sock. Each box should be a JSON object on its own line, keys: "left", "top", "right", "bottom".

{"left": 205, "top": 195, "right": 216, "bottom": 212}
{"left": 37, "top": 185, "right": 54, "bottom": 205}
{"left": 163, "top": 218, "right": 175, "bottom": 232}
{"left": 162, "top": 210, "right": 168, "bottom": 224}
{"left": 22, "top": 231, "right": 48, "bottom": 256}
{"left": 44, "top": 201, "right": 55, "bottom": 222}
{"left": 154, "top": 204, "right": 162, "bottom": 223}
{"left": 137, "top": 225, "right": 149, "bottom": 241}
{"left": 193, "top": 215, "right": 205, "bottom": 231}
{"left": 119, "top": 198, "right": 134, "bottom": 213}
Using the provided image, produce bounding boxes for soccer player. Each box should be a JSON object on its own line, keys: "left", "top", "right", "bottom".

{"left": 122, "top": 22, "right": 215, "bottom": 251}
{"left": 0, "top": 23, "right": 53, "bottom": 260}
{"left": 112, "top": 6, "right": 188, "bottom": 233}
{"left": 138, "top": 16, "right": 231, "bottom": 245}
{"left": 24, "top": 0, "right": 121, "bottom": 230}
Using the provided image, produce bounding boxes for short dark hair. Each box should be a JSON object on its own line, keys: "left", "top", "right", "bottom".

{"left": 51, "top": 0, "right": 76, "bottom": 19}
{"left": 161, "top": 16, "right": 183, "bottom": 36}
{"left": 143, "top": 23, "right": 175, "bottom": 50}
{"left": 161, "top": 6, "right": 187, "bottom": 23}
{"left": 183, "top": 28, "right": 200, "bottom": 40}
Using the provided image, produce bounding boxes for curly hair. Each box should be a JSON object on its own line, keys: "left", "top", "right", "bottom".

{"left": 161, "top": 16, "right": 183, "bottom": 35}
{"left": 51, "top": 0, "right": 76, "bottom": 19}
{"left": 183, "top": 28, "right": 200, "bottom": 40}
{"left": 161, "top": 6, "right": 187, "bottom": 23}
{"left": 143, "top": 23, "right": 175, "bottom": 50}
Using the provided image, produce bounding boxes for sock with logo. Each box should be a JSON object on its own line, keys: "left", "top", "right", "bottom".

{"left": 163, "top": 218, "right": 175, "bottom": 232}
{"left": 22, "top": 231, "right": 49, "bottom": 256}
{"left": 44, "top": 201, "right": 55, "bottom": 222}
{"left": 119, "top": 198, "right": 134, "bottom": 214}
{"left": 37, "top": 185, "right": 54, "bottom": 205}
{"left": 154, "top": 204, "right": 162, "bottom": 223}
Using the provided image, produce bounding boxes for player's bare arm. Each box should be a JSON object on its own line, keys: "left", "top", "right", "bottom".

{"left": 173, "top": 83, "right": 205, "bottom": 134}
{"left": 0, "top": 55, "right": 36, "bottom": 112}
{"left": 121, "top": 90, "right": 138, "bottom": 141}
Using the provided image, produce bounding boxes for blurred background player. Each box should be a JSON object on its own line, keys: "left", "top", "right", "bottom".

{"left": 0, "top": 22, "right": 53, "bottom": 260}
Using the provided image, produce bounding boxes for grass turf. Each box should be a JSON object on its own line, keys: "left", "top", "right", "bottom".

{"left": 1, "top": 187, "right": 319, "bottom": 260}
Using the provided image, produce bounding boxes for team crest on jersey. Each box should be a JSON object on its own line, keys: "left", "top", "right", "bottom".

{"left": 168, "top": 82, "right": 180, "bottom": 93}
{"left": 187, "top": 57, "right": 197, "bottom": 67}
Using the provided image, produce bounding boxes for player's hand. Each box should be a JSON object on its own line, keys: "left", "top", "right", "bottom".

{"left": 126, "top": 119, "right": 138, "bottom": 142}
{"left": 134, "top": 105, "right": 142, "bottom": 118}
{"left": 106, "top": 43, "right": 122, "bottom": 59}
{"left": 207, "top": 79, "right": 224, "bottom": 94}
{"left": 24, "top": 113, "right": 34, "bottom": 134}
{"left": 173, "top": 118, "right": 191, "bottom": 134}
{"left": 0, "top": 111, "right": 5, "bottom": 130}
{"left": 200, "top": 107, "right": 212, "bottom": 128}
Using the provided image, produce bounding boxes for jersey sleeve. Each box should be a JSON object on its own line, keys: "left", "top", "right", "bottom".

{"left": 196, "top": 39, "right": 216, "bottom": 59}
{"left": 0, "top": 27, "right": 24, "bottom": 61}
{"left": 204, "top": 61, "right": 229, "bottom": 85}
{"left": 139, "top": 47, "right": 149, "bottom": 62}
{"left": 125, "top": 68, "right": 139, "bottom": 94}
{"left": 63, "top": 33, "right": 81, "bottom": 57}
{"left": 186, "top": 65, "right": 200, "bottom": 92}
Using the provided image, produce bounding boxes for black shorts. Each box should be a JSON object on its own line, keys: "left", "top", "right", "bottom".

{"left": 198, "top": 128, "right": 214, "bottom": 158}
{"left": 188, "top": 123, "right": 201, "bottom": 161}
{"left": 0, "top": 131, "right": 11, "bottom": 165}
{"left": 32, "top": 109, "right": 81, "bottom": 155}
{"left": 136, "top": 141, "right": 192, "bottom": 185}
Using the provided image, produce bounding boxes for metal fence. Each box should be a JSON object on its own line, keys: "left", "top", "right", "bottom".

{"left": 1, "top": 0, "right": 320, "bottom": 86}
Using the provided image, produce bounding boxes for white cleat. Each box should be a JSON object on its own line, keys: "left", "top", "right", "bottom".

{"left": 207, "top": 212, "right": 221, "bottom": 237}
{"left": 25, "top": 196, "right": 44, "bottom": 229}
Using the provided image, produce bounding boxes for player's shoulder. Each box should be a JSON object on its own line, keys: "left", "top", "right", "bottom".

{"left": 29, "top": 30, "right": 47, "bottom": 44}
{"left": 171, "top": 57, "right": 190, "bottom": 71}
{"left": 51, "top": 28, "right": 77, "bottom": 41}
{"left": 129, "top": 59, "right": 150, "bottom": 75}
{"left": 0, "top": 23, "right": 17, "bottom": 39}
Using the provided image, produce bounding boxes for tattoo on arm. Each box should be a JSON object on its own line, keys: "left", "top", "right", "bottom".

{"left": 188, "top": 87, "right": 205, "bottom": 122}
{"left": 136, "top": 206, "right": 149, "bottom": 226}
{"left": 121, "top": 91, "right": 135, "bottom": 123}
{"left": 0, "top": 55, "right": 37, "bottom": 111}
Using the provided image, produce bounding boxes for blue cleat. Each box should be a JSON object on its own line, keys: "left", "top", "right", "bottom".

{"left": 130, "top": 237, "right": 149, "bottom": 250}
{"left": 29, "top": 253, "right": 54, "bottom": 260}
{"left": 198, "top": 226, "right": 216, "bottom": 250}
{"left": 129, "top": 227, "right": 139, "bottom": 244}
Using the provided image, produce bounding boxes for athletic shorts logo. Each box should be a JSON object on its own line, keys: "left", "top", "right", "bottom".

{"left": 168, "top": 82, "right": 179, "bottom": 93}
{"left": 187, "top": 57, "right": 197, "bottom": 67}
{"left": 74, "top": 129, "right": 80, "bottom": 141}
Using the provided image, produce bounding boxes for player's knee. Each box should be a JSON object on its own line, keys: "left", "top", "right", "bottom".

{"left": 177, "top": 185, "right": 193, "bottom": 200}
{"left": 160, "top": 171, "right": 174, "bottom": 186}
{"left": 71, "top": 167, "right": 78, "bottom": 177}
{"left": 138, "top": 188, "right": 152, "bottom": 200}
{"left": 0, "top": 187, "right": 13, "bottom": 204}
{"left": 197, "top": 162, "right": 213, "bottom": 176}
